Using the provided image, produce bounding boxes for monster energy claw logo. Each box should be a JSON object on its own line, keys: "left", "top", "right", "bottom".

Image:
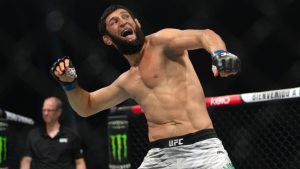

{"left": 0, "top": 136, "right": 7, "bottom": 164}
{"left": 110, "top": 134, "right": 128, "bottom": 162}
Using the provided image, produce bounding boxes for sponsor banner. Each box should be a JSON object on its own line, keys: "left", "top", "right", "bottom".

{"left": 107, "top": 115, "right": 131, "bottom": 169}
{"left": 111, "top": 87, "right": 300, "bottom": 112}
{"left": 205, "top": 95, "right": 242, "bottom": 107}
{"left": 241, "top": 87, "right": 300, "bottom": 103}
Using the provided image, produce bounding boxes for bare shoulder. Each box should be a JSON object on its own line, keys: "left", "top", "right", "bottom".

{"left": 149, "top": 28, "right": 181, "bottom": 45}
{"left": 113, "top": 70, "right": 131, "bottom": 87}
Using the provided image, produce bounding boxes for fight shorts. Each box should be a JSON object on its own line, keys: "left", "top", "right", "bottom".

{"left": 138, "top": 129, "right": 234, "bottom": 169}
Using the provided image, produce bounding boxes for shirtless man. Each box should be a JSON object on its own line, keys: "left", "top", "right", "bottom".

{"left": 51, "top": 4, "right": 240, "bottom": 169}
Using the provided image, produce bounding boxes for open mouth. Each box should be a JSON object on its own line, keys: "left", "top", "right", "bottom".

{"left": 121, "top": 28, "right": 134, "bottom": 38}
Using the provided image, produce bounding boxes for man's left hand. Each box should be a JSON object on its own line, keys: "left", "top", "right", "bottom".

{"left": 212, "top": 51, "right": 241, "bottom": 77}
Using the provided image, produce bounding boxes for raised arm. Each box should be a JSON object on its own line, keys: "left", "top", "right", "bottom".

{"left": 65, "top": 79, "right": 128, "bottom": 117}
{"left": 153, "top": 28, "right": 226, "bottom": 55}
{"left": 153, "top": 28, "right": 241, "bottom": 77}
{"left": 50, "top": 56, "right": 129, "bottom": 117}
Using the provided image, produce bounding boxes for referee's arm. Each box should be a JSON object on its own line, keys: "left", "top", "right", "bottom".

{"left": 20, "top": 156, "right": 32, "bottom": 169}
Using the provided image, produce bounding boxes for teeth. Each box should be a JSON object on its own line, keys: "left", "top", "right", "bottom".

{"left": 121, "top": 28, "right": 132, "bottom": 37}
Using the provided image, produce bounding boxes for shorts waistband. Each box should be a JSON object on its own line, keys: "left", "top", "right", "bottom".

{"left": 150, "top": 129, "right": 217, "bottom": 148}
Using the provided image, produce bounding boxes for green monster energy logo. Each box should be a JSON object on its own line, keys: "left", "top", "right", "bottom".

{"left": 110, "top": 134, "right": 127, "bottom": 162}
{"left": 0, "top": 136, "right": 7, "bottom": 164}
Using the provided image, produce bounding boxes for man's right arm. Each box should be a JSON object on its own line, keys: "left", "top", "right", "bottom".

{"left": 51, "top": 56, "right": 129, "bottom": 117}
{"left": 20, "top": 156, "right": 32, "bottom": 169}
{"left": 65, "top": 80, "right": 129, "bottom": 117}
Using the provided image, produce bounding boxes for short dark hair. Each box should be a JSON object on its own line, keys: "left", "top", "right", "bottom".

{"left": 98, "top": 4, "right": 136, "bottom": 36}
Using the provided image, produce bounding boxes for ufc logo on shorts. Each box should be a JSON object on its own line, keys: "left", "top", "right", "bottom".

{"left": 169, "top": 138, "right": 183, "bottom": 147}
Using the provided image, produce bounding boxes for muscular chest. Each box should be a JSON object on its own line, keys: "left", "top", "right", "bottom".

{"left": 137, "top": 51, "right": 164, "bottom": 88}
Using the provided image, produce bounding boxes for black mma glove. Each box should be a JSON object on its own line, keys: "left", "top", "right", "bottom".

{"left": 211, "top": 50, "right": 241, "bottom": 77}
{"left": 50, "top": 56, "right": 78, "bottom": 91}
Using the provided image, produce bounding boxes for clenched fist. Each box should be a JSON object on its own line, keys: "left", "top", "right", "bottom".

{"left": 50, "top": 56, "right": 78, "bottom": 91}
{"left": 211, "top": 50, "right": 241, "bottom": 77}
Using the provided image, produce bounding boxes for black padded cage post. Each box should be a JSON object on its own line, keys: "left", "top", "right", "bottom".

{"left": 0, "top": 109, "right": 34, "bottom": 169}
{"left": 107, "top": 114, "right": 132, "bottom": 169}
{"left": 0, "top": 118, "right": 8, "bottom": 168}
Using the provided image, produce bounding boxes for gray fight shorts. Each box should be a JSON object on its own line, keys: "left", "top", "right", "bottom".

{"left": 138, "top": 129, "right": 234, "bottom": 169}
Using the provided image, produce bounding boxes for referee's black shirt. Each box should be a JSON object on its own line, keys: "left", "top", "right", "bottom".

{"left": 23, "top": 125, "right": 84, "bottom": 169}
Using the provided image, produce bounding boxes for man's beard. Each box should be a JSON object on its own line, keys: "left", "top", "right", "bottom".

{"left": 108, "top": 27, "right": 145, "bottom": 55}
